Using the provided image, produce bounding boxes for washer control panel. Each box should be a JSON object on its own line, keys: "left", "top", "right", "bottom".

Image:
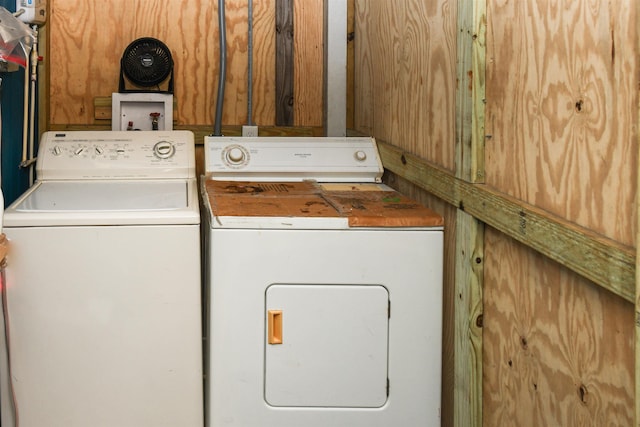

{"left": 204, "top": 136, "right": 384, "bottom": 183}
{"left": 37, "top": 131, "right": 195, "bottom": 180}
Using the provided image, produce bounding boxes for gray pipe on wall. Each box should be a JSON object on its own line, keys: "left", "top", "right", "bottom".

{"left": 247, "top": 0, "right": 253, "bottom": 126}
{"left": 213, "top": 0, "right": 227, "bottom": 136}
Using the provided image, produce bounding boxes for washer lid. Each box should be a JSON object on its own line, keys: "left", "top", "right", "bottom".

{"left": 4, "top": 180, "right": 199, "bottom": 226}
{"left": 15, "top": 181, "right": 186, "bottom": 211}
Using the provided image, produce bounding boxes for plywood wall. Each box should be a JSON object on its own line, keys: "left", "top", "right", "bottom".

{"left": 354, "top": 0, "right": 638, "bottom": 426}
{"left": 47, "top": 0, "right": 323, "bottom": 128}
{"left": 354, "top": 0, "right": 458, "bottom": 171}
{"left": 485, "top": 0, "right": 638, "bottom": 246}
{"left": 481, "top": 1, "right": 638, "bottom": 425}
{"left": 483, "top": 228, "right": 634, "bottom": 426}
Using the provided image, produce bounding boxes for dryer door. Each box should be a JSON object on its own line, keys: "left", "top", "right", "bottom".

{"left": 264, "top": 284, "right": 389, "bottom": 408}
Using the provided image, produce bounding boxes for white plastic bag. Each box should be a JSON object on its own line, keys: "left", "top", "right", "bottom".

{"left": 0, "top": 6, "right": 34, "bottom": 67}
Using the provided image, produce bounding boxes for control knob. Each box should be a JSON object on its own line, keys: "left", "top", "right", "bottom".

{"left": 153, "top": 141, "right": 176, "bottom": 159}
{"left": 222, "top": 144, "right": 250, "bottom": 167}
{"left": 354, "top": 150, "right": 367, "bottom": 161}
{"left": 228, "top": 147, "right": 245, "bottom": 163}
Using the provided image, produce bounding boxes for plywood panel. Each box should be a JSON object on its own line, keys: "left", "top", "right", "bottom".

{"left": 293, "top": 0, "right": 323, "bottom": 126}
{"left": 50, "top": 0, "right": 216, "bottom": 125}
{"left": 354, "top": 0, "right": 457, "bottom": 170}
{"left": 250, "top": 0, "right": 278, "bottom": 125}
{"left": 48, "top": 0, "right": 322, "bottom": 128}
{"left": 483, "top": 227, "right": 634, "bottom": 426}
{"left": 485, "top": 0, "right": 639, "bottom": 245}
{"left": 353, "top": 0, "right": 397, "bottom": 144}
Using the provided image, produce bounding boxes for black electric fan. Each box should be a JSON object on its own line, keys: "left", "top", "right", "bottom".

{"left": 118, "top": 37, "right": 174, "bottom": 93}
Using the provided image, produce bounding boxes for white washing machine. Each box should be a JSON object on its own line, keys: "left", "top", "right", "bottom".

{"left": 0, "top": 131, "right": 203, "bottom": 427}
{"left": 201, "top": 136, "right": 444, "bottom": 427}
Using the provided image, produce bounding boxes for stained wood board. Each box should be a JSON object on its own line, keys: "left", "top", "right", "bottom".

{"left": 276, "top": 0, "right": 294, "bottom": 126}
{"left": 204, "top": 180, "right": 444, "bottom": 227}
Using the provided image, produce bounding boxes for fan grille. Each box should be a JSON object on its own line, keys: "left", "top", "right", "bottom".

{"left": 121, "top": 37, "right": 173, "bottom": 88}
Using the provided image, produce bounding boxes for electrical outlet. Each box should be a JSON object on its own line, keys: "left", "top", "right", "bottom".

{"left": 242, "top": 125, "right": 258, "bottom": 137}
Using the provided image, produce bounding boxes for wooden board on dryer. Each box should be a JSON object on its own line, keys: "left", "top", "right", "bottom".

{"left": 205, "top": 180, "right": 336, "bottom": 218}
{"left": 205, "top": 180, "right": 444, "bottom": 227}
{"left": 322, "top": 188, "right": 444, "bottom": 227}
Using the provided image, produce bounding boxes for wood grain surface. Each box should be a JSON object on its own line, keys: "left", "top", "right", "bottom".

{"left": 485, "top": 0, "right": 638, "bottom": 245}
{"left": 353, "top": 1, "right": 638, "bottom": 425}
{"left": 483, "top": 227, "right": 634, "bottom": 426}
{"left": 48, "top": 0, "right": 323, "bottom": 128}
{"left": 354, "top": 0, "right": 457, "bottom": 170}
{"left": 293, "top": 0, "right": 323, "bottom": 126}
{"left": 275, "top": 0, "right": 293, "bottom": 125}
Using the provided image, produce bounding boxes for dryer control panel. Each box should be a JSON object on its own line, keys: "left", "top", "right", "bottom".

{"left": 204, "top": 136, "right": 383, "bottom": 183}
{"left": 36, "top": 131, "right": 196, "bottom": 180}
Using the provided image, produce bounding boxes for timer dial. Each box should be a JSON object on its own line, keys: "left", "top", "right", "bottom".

{"left": 222, "top": 144, "right": 250, "bottom": 168}
{"left": 153, "top": 141, "right": 176, "bottom": 159}
{"left": 354, "top": 150, "right": 367, "bottom": 161}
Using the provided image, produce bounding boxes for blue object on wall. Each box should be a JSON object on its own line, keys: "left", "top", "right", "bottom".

{"left": 0, "top": 0, "right": 32, "bottom": 206}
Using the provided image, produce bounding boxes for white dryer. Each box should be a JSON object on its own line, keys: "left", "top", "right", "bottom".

{"left": 201, "top": 137, "right": 444, "bottom": 427}
{"left": 0, "top": 131, "right": 203, "bottom": 427}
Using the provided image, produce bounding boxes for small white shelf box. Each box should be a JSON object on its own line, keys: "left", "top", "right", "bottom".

{"left": 111, "top": 92, "right": 173, "bottom": 131}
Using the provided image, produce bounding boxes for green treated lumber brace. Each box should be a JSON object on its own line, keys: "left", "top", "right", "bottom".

{"left": 377, "top": 140, "right": 635, "bottom": 303}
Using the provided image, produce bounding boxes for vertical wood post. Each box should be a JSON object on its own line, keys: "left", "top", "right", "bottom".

{"left": 454, "top": 0, "right": 486, "bottom": 426}
{"left": 276, "top": 0, "right": 294, "bottom": 126}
